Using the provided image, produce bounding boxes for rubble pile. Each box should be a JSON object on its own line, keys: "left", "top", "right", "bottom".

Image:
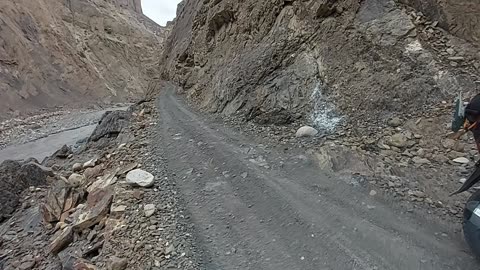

{"left": 0, "top": 103, "right": 197, "bottom": 269}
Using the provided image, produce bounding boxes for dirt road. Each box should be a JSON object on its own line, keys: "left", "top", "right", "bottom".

{"left": 155, "top": 85, "right": 478, "bottom": 270}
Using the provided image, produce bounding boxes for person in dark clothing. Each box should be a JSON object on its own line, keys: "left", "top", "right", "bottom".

{"left": 464, "top": 94, "right": 480, "bottom": 159}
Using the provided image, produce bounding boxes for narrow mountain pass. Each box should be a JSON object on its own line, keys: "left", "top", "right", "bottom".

{"left": 155, "top": 85, "right": 478, "bottom": 270}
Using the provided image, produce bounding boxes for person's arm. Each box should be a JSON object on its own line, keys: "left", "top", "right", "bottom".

{"left": 472, "top": 125, "right": 480, "bottom": 155}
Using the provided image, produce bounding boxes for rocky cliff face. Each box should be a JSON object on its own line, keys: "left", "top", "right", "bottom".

{"left": 109, "top": 0, "right": 143, "bottom": 13}
{"left": 161, "top": 0, "right": 479, "bottom": 132}
{"left": 400, "top": 0, "right": 480, "bottom": 45}
{"left": 0, "top": 0, "right": 169, "bottom": 120}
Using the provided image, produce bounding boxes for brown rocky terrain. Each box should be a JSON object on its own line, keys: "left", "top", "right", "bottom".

{"left": 0, "top": 103, "right": 198, "bottom": 269}
{"left": 0, "top": 0, "right": 169, "bottom": 120}
{"left": 400, "top": 0, "right": 480, "bottom": 45}
{"left": 161, "top": 0, "right": 479, "bottom": 129}
{"left": 3, "top": 0, "right": 480, "bottom": 269}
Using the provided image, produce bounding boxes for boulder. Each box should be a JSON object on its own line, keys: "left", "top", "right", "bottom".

{"left": 388, "top": 133, "right": 408, "bottom": 148}
{"left": 53, "top": 145, "right": 73, "bottom": 159}
{"left": 84, "top": 165, "right": 103, "bottom": 179}
{"left": 83, "top": 159, "right": 97, "bottom": 169}
{"left": 126, "top": 169, "right": 155, "bottom": 188}
{"left": 48, "top": 226, "right": 73, "bottom": 254}
{"left": 442, "top": 138, "right": 465, "bottom": 152}
{"left": 72, "top": 163, "right": 83, "bottom": 172}
{"left": 87, "top": 172, "right": 117, "bottom": 193}
{"left": 0, "top": 160, "right": 50, "bottom": 221}
{"left": 40, "top": 182, "right": 85, "bottom": 224}
{"left": 144, "top": 204, "right": 156, "bottom": 217}
{"left": 68, "top": 173, "right": 86, "bottom": 187}
{"left": 20, "top": 162, "right": 54, "bottom": 184}
{"left": 453, "top": 157, "right": 470, "bottom": 164}
{"left": 88, "top": 111, "right": 130, "bottom": 142}
{"left": 41, "top": 184, "right": 70, "bottom": 223}
{"left": 74, "top": 188, "right": 114, "bottom": 231}
{"left": 387, "top": 117, "right": 402, "bottom": 127}
{"left": 110, "top": 205, "right": 127, "bottom": 218}
{"left": 295, "top": 126, "right": 318, "bottom": 138}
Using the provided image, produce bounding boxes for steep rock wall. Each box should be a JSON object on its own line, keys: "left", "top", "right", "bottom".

{"left": 161, "top": 0, "right": 479, "bottom": 132}
{"left": 109, "top": 0, "right": 143, "bottom": 13}
{"left": 400, "top": 0, "right": 480, "bottom": 46}
{"left": 0, "top": 0, "right": 168, "bottom": 119}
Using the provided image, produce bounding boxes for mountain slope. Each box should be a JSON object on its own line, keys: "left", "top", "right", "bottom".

{"left": 161, "top": 0, "right": 479, "bottom": 132}
{"left": 0, "top": 0, "right": 169, "bottom": 120}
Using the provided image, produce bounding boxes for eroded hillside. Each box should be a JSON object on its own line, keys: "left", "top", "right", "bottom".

{"left": 0, "top": 0, "right": 169, "bottom": 120}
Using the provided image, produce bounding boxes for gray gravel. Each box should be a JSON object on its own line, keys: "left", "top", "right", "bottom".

{"left": 152, "top": 83, "right": 478, "bottom": 270}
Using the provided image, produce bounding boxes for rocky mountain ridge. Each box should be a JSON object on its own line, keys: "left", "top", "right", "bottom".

{"left": 0, "top": 0, "right": 169, "bottom": 120}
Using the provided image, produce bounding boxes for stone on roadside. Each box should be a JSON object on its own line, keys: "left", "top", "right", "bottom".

{"left": 388, "top": 133, "right": 408, "bottom": 148}
{"left": 126, "top": 169, "right": 155, "bottom": 188}
{"left": 117, "top": 163, "right": 138, "bottom": 176}
{"left": 108, "top": 256, "right": 128, "bottom": 270}
{"left": 40, "top": 183, "right": 71, "bottom": 223}
{"left": 68, "top": 173, "right": 86, "bottom": 187}
{"left": 87, "top": 172, "right": 117, "bottom": 193}
{"left": 74, "top": 188, "right": 114, "bottom": 231}
{"left": 72, "top": 163, "right": 83, "bottom": 172}
{"left": 460, "top": 178, "right": 467, "bottom": 184}
{"left": 23, "top": 161, "right": 55, "bottom": 179}
{"left": 453, "top": 157, "right": 470, "bottom": 164}
{"left": 111, "top": 205, "right": 127, "bottom": 218}
{"left": 295, "top": 126, "right": 318, "bottom": 138}
{"left": 387, "top": 117, "right": 402, "bottom": 127}
{"left": 412, "top": 156, "right": 430, "bottom": 165}
{"left": 48, "top": 226, "right": 73, "bottom": 254}
{"left": 54, "top": 145, "right": 73, "bottom": 159}
{"left": 448, "top": 151, "right": 466, "bottom": 159}
{"left": 144, "top": 204, "right": 156, "bottom": 217}
{"left": 83, "top": 159, "right": 97, "bottom": 169}
{"left": 369, "top": 190, "right": 377, "bottom": 196}
{"left": 442, "top": 138, "right": 464, "bottom": 152}
{"left": 89, "top": 110, "right": 130, "bottom": 142}
{"left": 84, "top": 165, "right": 103, "bottom": 179}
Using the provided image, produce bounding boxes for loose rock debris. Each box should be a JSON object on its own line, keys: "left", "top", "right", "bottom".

{"left": 0, "top": 102, "right": 199, "bottom": 269}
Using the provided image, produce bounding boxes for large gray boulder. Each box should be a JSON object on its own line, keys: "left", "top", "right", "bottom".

{"left": 0, "top": 160, "right": 52, "bottom": 221}
{"left": 126, "top": 169, "right": 155, "bottom": 188}
{"left": 296, "top": 126, "right": 319, "bottom": 138}
{"left": 88, "top": 111, "right": 130, "bottom": 142}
